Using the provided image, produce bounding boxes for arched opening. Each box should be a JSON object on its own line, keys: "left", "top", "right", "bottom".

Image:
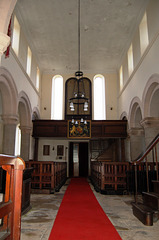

{"left": 129, "top": 99, "right": 145, "bottom": 160}
{"left": 14, "top": 123, "right": 21, "bottom": 156}
{"left": 150, "top": 88, "right": 159, "bottom": 117}
{"left": 18, "top": 92, "right": 32, "bottom": 161}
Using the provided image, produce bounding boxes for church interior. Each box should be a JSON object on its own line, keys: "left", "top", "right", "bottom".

{"left": 0, "top": 0, "right": 159, "bottom": 239}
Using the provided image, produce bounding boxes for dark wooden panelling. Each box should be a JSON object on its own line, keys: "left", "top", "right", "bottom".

{"left": 32, "top": 120, "right": 127, "bottom": 138}
{"left": 91, "top": 120, "right": 127, "bottom": 138}
{"left": 32, "top": 120, "right": 67, "bottom": 137}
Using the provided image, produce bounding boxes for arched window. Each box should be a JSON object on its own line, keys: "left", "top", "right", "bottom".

{"left": 127, "top": 44, "right": 134, "bottom": 76}
{"left": 93, "top": 74, "right": 106, "bottom": 120}
{"left": 26, "top": 46, "right": 32, "bottom": 76}
{"left": 139, "top": 12, "right": 149, "bottom": 56}
{"left": 36, "top": 67, "right": 40, "bottom": 91}
{"left": 51, "top": 75, "right": 64, "bottom": 120}
{"left": 14, "top": 124, "right": 21, "bottom": 156}
{"left": 12, "top": 15, "right": 20, "bottom": 56}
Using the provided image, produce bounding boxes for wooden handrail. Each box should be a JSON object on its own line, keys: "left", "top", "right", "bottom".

{"left": 132, "top": 134, "right": 159, "bottom": 164}
{"left": 0, "top": 154, "right": 25, "bottom": 240}
{"left": 0, "top": 154, "right": 25, "bottom": 170}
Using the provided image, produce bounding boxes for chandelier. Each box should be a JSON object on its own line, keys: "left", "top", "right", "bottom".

{"left": 69, "top": 0, "right": 89, "bottom": 125}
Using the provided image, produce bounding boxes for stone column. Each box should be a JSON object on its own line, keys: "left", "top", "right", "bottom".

{"left": 20, "top": 126, "right": 32, "bottom": 162}
{"left": 2, "top": 115, "right": 18, "bottom": 155}
{"left": 140, "top": 117, "right": 159, "bottom": 162}
{"left": 128, "top": 127, "right": 145, "bottom": 161}
{"left": 141, "top": 117, "right": 159, "bottom": 145}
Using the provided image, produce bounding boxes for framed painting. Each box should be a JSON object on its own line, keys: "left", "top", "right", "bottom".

{"left": 43, "top": 145, "right": 50, "bottom": 155}
{"left": 68, "top": 120, "right": 91, "bottom": 138}
{"left": 57, "top": 145, "right": 64, "bottom": 156}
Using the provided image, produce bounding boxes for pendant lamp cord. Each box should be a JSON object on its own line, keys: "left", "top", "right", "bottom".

{"left": 78, "top": 0, "right": 81, "bottom": 72}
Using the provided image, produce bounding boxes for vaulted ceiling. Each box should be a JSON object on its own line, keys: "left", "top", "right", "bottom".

{"left": 14, "top": 0, "right": 149, "bottom": 75}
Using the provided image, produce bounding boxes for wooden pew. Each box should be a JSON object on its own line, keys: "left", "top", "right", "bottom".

{"left": 25, "top": 161, "right": 67, "bottom": 193}
{"left": 91, "top": 161, "right": 130, "bottom": 194}
{"left": 0, "top": 154, "right": 25, "bottom": 240}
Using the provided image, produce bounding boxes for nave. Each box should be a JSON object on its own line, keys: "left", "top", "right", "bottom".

{"left": 21, "top": 179, "right": 159, "bottom": 240}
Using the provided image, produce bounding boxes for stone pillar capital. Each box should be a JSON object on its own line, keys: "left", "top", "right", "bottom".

{"left": 1, "top": 114, "right": 19, "bottom": 125}
{"left": 20, "top": 126, "right": 32, "bottom": 134}
{"left": 0, "top": 32, "right": 10, "bottom": 54}
{"left": 128, "top": 127, "right": 144, "bottom": 136}
{"left": 140, "top": 117, "right": 159, "bottom": 129}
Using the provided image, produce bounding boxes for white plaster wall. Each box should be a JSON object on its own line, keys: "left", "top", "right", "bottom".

{"left": 118, "top": 0, "right": 159, "bottom": 121}
{"left": 105, "top": 73, "right": 118, "bottom": 120}
{"left": 122, "top": 55, "right": 128, "bottom": 86}
{"left": 119, "top": 33, "right": 159, "bottom": 119}
{"left": 18, "top": 29, "right": 28, "bottom": 71}
{"left": 41, "top": 72, "right": 118, "bottom": 120}
{"left": 31, "top": 56, "right": 38, "bottom": 87}
{"left": 41, "top": 73, "right": 53, "bottom": 119}
{"left": 38, "top": 139, "right": 69, "bottom": 176}
{"left": 1, "top": 12, "right": 41, "bottom": 114}
{"left": 38, "top": 139, "right": 69, "bottom": 161}
{"left": 1, "top": 50, "right": 40, "bottom": 112}
{"left": 132, "top": 29, "right": 140, "bottom": 70}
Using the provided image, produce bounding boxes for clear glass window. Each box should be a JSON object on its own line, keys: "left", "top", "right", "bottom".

{"left": 26, "top": 47, "right": 32, "bottom": 76}
{"left": 127, "top": 44, "right": 134, "bottom": 76}
{"left": 51, "top": 75, "right": 63, "bottom": 120}
{"left": 139, "top": 12, "right": 149, "bottom": 56}
{"left": 36, "top": 67, "right": 40, "bottom": 91}
{"left": 93, "top": 74, "right": 106, "bottom": 120}
{"left": 11, "top": 15, "right": 20, "bottom": 56}
{"left": 119, "top": 66, "right": 123, "bottom": 90}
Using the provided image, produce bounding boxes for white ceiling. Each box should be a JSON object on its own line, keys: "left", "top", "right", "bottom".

{"left": 14, "top": 0, "right": 149, "bottom": 75}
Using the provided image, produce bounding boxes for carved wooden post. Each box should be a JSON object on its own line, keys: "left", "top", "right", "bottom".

{"left": 101, "top": 162, "right": 105, "bottom": 191}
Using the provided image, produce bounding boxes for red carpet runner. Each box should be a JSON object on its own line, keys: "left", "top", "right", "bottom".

{"left": 49, "top": 178, "right": 122, "bottom": 240}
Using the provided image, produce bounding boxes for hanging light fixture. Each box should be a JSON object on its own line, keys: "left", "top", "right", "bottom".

{"left": 69, "top": 0, "right": 89, "bottom": 125}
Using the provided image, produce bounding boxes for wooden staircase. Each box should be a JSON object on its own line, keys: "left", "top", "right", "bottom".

{"left": 132, "top": 134, "right": 159, "bottom": 226}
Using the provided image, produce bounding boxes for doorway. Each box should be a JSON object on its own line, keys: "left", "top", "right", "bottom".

{"left": 69, "top": 142, "right": 88, "bottom": 177}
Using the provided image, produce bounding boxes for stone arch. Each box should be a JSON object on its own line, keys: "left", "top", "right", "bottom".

{"left": 149, "top": 86, "right": 159, "bottom": 117}
{"left": 32, "top": 107, "right": 40, "bottom": 120}
{"left": 120, "top": 111, "right": 128, "bottom": 120}
{"left": 18, "top": 91, "right": 32, "bottom": 161}
{"left": 0, "top": 67, "right": 18, "bottom": 118}
{"left": 142, "top": 74, "right": 159, "bottom": 118}
{"left": 128, "top": 97, "right": 143, "bottom": 128}
{"left": 18, "top": 91, "right": 32, "bottom": 128}
{"left": 0, "top": 67, "right": 18, "bottom": 154}
{"left": 128, "top": 97, "right": 145, "bottom": 161}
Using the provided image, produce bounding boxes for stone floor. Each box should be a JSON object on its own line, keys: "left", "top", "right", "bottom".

{"left": 21, "top": 180, "right": 159, "bottom": 240}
